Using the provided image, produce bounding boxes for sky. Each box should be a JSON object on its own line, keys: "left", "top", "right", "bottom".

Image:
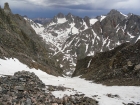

{"left": 0, "top": 0, "right": 140, "bottom": 19}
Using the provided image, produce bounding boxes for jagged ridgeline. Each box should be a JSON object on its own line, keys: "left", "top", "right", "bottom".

{"left": 0, "top": 3, "right": 63, "bottom": 76}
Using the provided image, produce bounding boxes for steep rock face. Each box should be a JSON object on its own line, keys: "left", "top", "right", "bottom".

{"left": 73, "top": 40, "right": 140, "bottom": 86}
{"left": 0, "top": 4, "right": 62, "bottom": 76}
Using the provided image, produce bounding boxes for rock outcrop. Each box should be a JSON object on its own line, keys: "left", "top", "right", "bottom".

{"left": 0, "top": 3, "right": 62, "bottom": 76}
{"left": 0, "top": 71, "right": 98, "bottom": 105}
{"left": 73, "top": 40, "right": 140, "bottom": 86}
{"left": 4, "top": 2, "right": 11, "bottom": 14}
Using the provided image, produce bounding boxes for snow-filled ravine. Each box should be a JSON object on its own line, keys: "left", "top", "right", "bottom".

{"left": 0, "top": 58, "right": 140, "bottom": 105}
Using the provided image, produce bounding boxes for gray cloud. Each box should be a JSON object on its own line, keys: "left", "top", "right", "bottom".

{"left": 1, "top": 0, "right": 140, "bottom": 10}
{"left": 0, "top": 0, "right": 140, "bottom": 18}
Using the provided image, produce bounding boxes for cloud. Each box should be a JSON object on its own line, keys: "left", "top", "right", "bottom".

{"left": 1, "top": 0, "right": 140, "bottom": 10}
{"left": 0, "top": 0, "right": 140, "bottom": 18}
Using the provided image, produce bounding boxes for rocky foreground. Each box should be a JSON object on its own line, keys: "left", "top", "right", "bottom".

{"left": 0, "top": 71, "right": 98, "bottom": 105}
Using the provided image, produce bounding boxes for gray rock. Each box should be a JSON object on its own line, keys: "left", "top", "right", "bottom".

{"left": 15, "top": 86, "right": 24, "bottom": 91}
{"left": 135, "top": 64, "right": 140, "bottom": 70}
{"left": 0, "top": 86, "right": 2, "bottom": 92}
{"left": 4, "top": 2, "right": 11, "bottom": 14}
{"left": 26, "top": 98, "right": 32, "bottom": 105}
{"left": 19, "top": 78, "right": 26, "bottom": 82}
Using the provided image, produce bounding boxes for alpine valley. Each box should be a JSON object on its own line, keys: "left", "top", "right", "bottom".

{"left": 0, "top": 2, "right": 140, "bottom": 105}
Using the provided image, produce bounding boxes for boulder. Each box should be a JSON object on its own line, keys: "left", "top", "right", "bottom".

{"left": 135, "top": 64, "right": 140, "bottom": 70}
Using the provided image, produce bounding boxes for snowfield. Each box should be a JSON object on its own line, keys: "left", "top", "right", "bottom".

{"left": 0, "top": 58, "right": 140, "bottom": 105}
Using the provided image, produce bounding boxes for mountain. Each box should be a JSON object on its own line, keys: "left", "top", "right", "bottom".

{"left": 0, "top": 3, "right": 140, "bottom": 105}
{"left": 25, "top": 12, "right": 99, "bottom": 75}
{"left": 62, "top": 9, "right": 139, "bottom": 60}
{"left": 23, "top": 17, "right": 45, "bottom": 34}
{"left": 32, "top": 17, "right": 51, "bottom": 24}
{"left": 73, "top": 40, "right": 140, "bottom": 86}
{"left": 0, "top": 3, "right": 63, "bottom": 76}
{"left": 4, "top": 2, "right": 139, "bottom": 76}
{"left": 64, "top": 10, "right": 140, "bottom": 74}
{"left": 27, "top": 9, "right": 140, "bottom": 76}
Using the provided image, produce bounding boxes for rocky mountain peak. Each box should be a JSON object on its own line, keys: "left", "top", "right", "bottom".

{"left": 84, "top": 16, "right": 90, "bottom": 27}
{"left": 67, "top": 13, "right": 72, "bottom": 17}
{"left": 106, "top": 9, "right": 127, "bottom": 23}
{"left": 52, "top": 15, "right": 57, "bottom": 23}
{"left": 107, "top": 9, "right": 120, "bottom": 15}
{"left": 57, "top": 12, "right": 65, "bottom": 18}
{"left": 84, "top": 16, "right": 90, "bottom": 20}
{"left": 128, "top": 14, "right": 139, "bottom": 20}
{"left": 127, "top": 13, "right": 133, "bottom": 17}
{"left": 4, "top": 2, "right": 11, "bottom": 14}
{"left": 66, "top": 13, "right": 74, "bottom": 22}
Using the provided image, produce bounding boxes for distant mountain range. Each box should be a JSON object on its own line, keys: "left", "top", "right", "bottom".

{"left": 25, "top": 9, "right": 140, "bottom": 76}
{"left": 32, "top": 18, "right": 51, "bottom": 24}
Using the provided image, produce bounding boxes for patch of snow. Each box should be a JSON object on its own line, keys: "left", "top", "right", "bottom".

{"left": 60, "top": 64, "right": 63, "bottom": 68}
{"left": 100, "top": 28, "right": 102, "bottom": 33}
{"left": 127, "top": 32, "right": 135, "bottom": 38}
{"left": 90, "top": 18, "right": 98, "bottom": 25}
{"left": 85, "top": 44, "right": 89, "bottom": 53}
{"left": 57, "top": 18, "right": 67, "bottom": 24}
{"left": 124, "top": 24, "right": 126, "bottom": 30}
{"left": 65, "top": 71, "right": 72, "bottom": 76}
{"left": 87, "top": 59, "right": 92, "bottom": 68}
{"left": 0, "top": 58, "right": 140, "bottom": 105}
{"left": 24, "top": 17, "right": 27, "bottom": 20}
{"left": 82, "top": 21, "right": 88, "bottom": 30}
{"left": 100, "top": 48, "right": 103, "bottom": 52}
{"left": 92, "top": 29, "right": 97, "bottom": 37}
{"left": 116, "top": 41, "right": 121, "bottom": 45}
{"left": 24, "top": 17, "right": 45, "bottom": 34}
{"left": 136, "top": 35, "right": 140, "bottom": 42}
{"left": 72, "top": 27, "right": 79, "bottom": 34}
{"left": 102, "top": 37, "right": 108, "bottom": 46}
{"left": 120, "top": 12, "right": 128, "bottom": 18}
{"left": 116, "top": 28, "right": 120, "bottom": 33}
{"left": 107, "top": 40, "right": 111, "bottom": 48}
{"left": 31, "top": 23, "right": 45, "bottom": 34}
{"left": 87, "top": 51, "right": 94, "bottom": 56}
{"left": 69, "top": 23, "right": 79, "bottom": 34}
{"left": 115, "top": 24, "right": 119, "bottom": 28}
{"left": 97, "top": 36, "right": 100, "bottom": 40}
{"left": 100, "top": 16, "right": 106, "bottom": 22}
{"left": 48, "top": 22, "right": 56, "bottom": 26}
{"left": 0, "top": 58, "right": 38, "bottom": 75}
